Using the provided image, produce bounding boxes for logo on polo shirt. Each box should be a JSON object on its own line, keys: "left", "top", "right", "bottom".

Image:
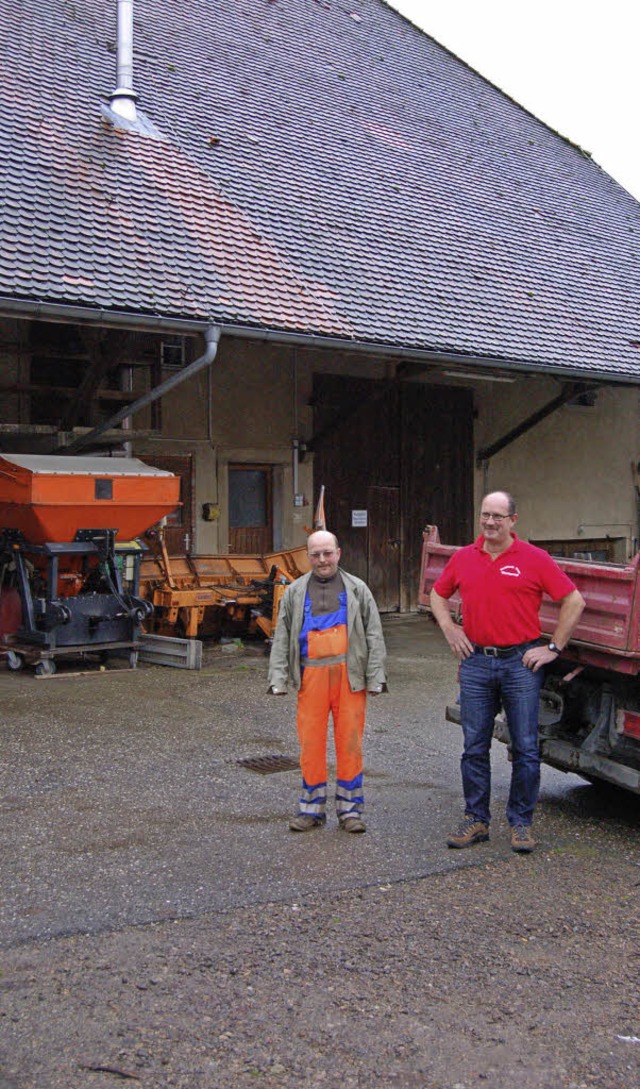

{"left": 500, "top": 565, "right": 521, "bottom": 577}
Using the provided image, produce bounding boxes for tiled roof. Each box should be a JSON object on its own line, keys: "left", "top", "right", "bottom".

{"left": 1, "top": 0, "right": 640, "bottom": 378}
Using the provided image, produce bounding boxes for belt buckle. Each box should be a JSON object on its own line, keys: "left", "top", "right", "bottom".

{"left": 484, "top": 646, "right": 499, "bottom": 657}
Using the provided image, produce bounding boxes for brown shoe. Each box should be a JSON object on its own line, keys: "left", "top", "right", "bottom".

{"left": 446, "top": 814, "right": 490, "bottom": 849}
{"left": 289, "top": 813, "right": 326, "bottom": 832}
{"left": 339, "top": 815, "right": 366, "bottom": 834}
{"left": 511, "top": 825, "right": 536, "bottom": 853}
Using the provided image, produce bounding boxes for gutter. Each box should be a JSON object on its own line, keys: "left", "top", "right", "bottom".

{"left": 0, "top": 298, "right": 207, "bottom": 335}
{"left": 0, "top": 296, "right": 633, "bottom": 387}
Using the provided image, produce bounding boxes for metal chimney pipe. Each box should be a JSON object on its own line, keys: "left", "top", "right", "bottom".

{"left": 109, "top": 0, "right": 138, "bottom": 121}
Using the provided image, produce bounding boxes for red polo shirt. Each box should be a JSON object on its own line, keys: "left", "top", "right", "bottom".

{"left": 433, "top": 533, "right": 576, "bottom": 646}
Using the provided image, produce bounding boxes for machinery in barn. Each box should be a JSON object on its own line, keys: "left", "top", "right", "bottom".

{"left": 418, "top": 524, "right": 640, "bottom": 795}
{"left": 138, "top": 531, "right": 309, "bottom": 641}
{"left": 137, "top": 484, "right": 323, "bottom": 641}
{"left": 0, "top": 454, "right": 180, "bottom": 674}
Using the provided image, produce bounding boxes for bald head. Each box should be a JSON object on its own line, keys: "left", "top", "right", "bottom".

{"left": 482, "top": 491, "right": 516, "bottom": 516}
{"left": 307, "top": 530, "right": 341, "bottom": 578}
{"left": 479, "top": 491, "right": 518, "bottom": 554}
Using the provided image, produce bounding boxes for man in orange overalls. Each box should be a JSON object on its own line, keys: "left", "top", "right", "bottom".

{"left": 268, "top": 530, "right": 387, "bottom": 833}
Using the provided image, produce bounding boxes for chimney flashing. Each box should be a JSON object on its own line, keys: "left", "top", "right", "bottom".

{"left": 100, "top": 102, "right": 167, "bottom": 140}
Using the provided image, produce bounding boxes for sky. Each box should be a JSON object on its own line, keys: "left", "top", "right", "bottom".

{"left": 388, "top": 0, "right": 640, "bottom": 202}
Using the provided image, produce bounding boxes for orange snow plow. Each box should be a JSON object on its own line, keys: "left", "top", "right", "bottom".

{"left": 139, "top": 533, "right": 309, "bottom": 640}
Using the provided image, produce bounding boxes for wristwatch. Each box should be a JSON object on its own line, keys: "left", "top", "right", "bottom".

{"left": 548, "top": 642, "right": 562, "bottom": 655}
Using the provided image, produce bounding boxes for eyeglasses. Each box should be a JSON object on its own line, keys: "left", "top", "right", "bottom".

{"left": 480, "top": 512, "right": 511, "bottom": 522}
{"left": 309, "top": 550, "right": 337, "bottom": 559}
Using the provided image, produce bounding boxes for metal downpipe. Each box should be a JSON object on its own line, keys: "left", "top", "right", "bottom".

{"left": 60, "top": 325, "right": 222, "bottom": 454}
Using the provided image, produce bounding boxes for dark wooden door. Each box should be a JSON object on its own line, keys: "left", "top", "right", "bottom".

{"left": 400, "top": 384, "right": 474, "bottom": 608}
{"left": 368, "top": 486, "right": 401, "bottom": 612}
{"left": 229, "top": 464, "right": 273, "bottom": 554}
{"left": 312, "top": 374, "right": 473, "bottom": 611}
{"left": 310, "top": 375, "right": 400, "bottom": 585}
{"left": 144, "top": 454, "right": 193, "bottom": 553}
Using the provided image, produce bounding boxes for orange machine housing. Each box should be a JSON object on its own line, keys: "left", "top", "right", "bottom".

{"left": 140, "top": 541, "right": 310, "bottom": 639}
{"left": 0, "top": 454, "right": 181, "bottom": 543}
{"left": 0, "top": 455, "right": 181, "bottom": 672}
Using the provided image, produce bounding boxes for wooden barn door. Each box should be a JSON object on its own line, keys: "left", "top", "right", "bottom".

{"left": 311, "top": 375, "right": 399, "bottom": 594}
{"left": 368, "top": 486, "right": 401, "bottom": 613}
{"left": 312, "top": 375, "right": 473, "bottom": 611}
{"left": 400, "top": 384, "right": 474, "bottom": 608}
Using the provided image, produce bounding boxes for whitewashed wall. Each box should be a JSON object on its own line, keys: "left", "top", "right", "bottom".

{"left": 2, "top": 316, "right": 635, "bottom": 562}
{"left": 470, "top": 376, "right": 640, "bottom": 559}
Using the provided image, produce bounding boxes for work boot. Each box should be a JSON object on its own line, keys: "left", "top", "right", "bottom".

{"left": 288, "top": 813, "right": 326, "bottom": 832}
{"left": 511, "top": 824, "right": 536, "bottom": 853}
{"left": 339, "top": 815, "right": 366, "bottom": 834}
{"left": 446, "top": 814, "right": 490, "bottom": 849}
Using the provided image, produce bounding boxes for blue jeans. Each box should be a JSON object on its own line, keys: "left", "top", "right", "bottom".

{"left": 458, "top": 649, "right": 543, "bottom": 827}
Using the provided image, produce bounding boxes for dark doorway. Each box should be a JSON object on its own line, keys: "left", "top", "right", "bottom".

{"left": 400, "top": 382, "right": 474, "bottom": 608}
{"left": 229, "top": 464, "right": 273, "bottom": 554}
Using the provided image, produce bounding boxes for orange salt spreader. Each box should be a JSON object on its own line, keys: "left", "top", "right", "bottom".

{"left": 0, "top": 454, "right": 180, "bottom": 673}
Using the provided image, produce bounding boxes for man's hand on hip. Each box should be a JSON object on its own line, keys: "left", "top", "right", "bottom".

{"left": 522, "top": 644, "right": 558, "bottom": 672}
{"left": 444, "top": 628, "right": 474, "bottom": 661}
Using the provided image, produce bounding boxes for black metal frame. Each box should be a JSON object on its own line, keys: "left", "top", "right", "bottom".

{"left": 1, "top": 530, "right": 152, "bottom": 654}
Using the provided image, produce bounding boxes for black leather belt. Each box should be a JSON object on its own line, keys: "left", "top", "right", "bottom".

{"left": 473, "top": 640, "right": 541, "bottom": 658}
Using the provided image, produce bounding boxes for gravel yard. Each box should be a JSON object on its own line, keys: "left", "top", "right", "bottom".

{"left": 1, "top": 617, "right": 639, "bottom": 1089}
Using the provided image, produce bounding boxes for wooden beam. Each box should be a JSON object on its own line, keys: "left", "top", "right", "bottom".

{"left": 0, "top": 382, "right": 134, "bottom": 402}
{"left": 476, "top": 383, "right": 597, "bottom": 465}
{"left": 61, "top": 329, "right": 134, "bottom": 430}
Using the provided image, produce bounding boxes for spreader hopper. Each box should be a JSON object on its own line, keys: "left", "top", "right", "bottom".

{"left": 0, "top": 454, "right": 180, "bottom": 544}
{"left": 0, "top": 455, "right": 180, "bottom": 673}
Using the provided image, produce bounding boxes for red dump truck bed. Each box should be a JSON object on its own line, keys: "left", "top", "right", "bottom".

{"left": 418, "top": 525, "right": 640, "bottom": 674}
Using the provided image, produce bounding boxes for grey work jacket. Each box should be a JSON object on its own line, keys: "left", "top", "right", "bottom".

{"left": 267, "top": 568, "right": 387, "bottom": 693}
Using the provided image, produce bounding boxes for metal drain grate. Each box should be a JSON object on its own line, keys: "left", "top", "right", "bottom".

{"left": 236, "top": 754, "right": 300, "bottom": 775}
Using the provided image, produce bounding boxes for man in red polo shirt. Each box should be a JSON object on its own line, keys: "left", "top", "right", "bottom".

{"left": 430, "top": 490, "right": 585, "bottom": 853}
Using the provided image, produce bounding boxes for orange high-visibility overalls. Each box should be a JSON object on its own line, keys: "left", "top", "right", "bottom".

{"left": 296, "top": 593, "right": 366, "bottom": 818}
